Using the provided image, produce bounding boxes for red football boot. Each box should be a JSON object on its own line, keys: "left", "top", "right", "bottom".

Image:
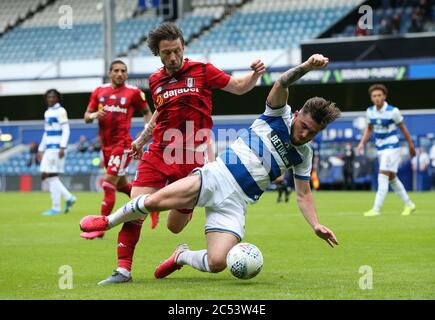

{"left": 154, "top": 244, "right": 189, "bottom": 279}
{"left": 80, "top": 231, "right": 105, "bottom": 240}
{"left": 80, "top": 215, "right": 109, "bottom": 232}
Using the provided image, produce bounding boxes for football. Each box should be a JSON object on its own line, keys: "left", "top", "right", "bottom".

{"left": 226, "top": 243, "right": 263, "bottom": 280}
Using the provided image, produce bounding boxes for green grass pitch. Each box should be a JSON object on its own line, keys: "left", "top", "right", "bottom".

{"left": 0, "top": 190, "right": 434, "bottom": 300}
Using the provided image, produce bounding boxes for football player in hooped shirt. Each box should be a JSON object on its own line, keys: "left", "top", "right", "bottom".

{"left": 83, "top": 60, "right": 152, "bottom": 240}
{"left": 88, "top": 22, "right": 265, "bottom": 285}
{"left": 357, "top": 84, "right": 416, "bottom": 217}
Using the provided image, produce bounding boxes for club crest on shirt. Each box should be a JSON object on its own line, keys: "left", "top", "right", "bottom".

{"left": 120, "top": 97, "right": 126, "bottom": 105}
{"left": 59, "top": 112, "right": 68, "bottom": 121}
{"left": 155, "top": 94, "right": 164, "bottom": 107}
{"left": 186, "top": 77, "right": 194, "bottom": 88}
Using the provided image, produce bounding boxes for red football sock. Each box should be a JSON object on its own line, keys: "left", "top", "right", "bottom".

{"left": 117, "top": 219, "right": 144, "bottom": 272}
{"left": 101, "top": 180, "right": 116, "bottom": 217}
{"left": 150, "top": 212, "right": 159, "bottom": 229}
{"left": 117, "top": 182, "right": 132, "bottom": 197}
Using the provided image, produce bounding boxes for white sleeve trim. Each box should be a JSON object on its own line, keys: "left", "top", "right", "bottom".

{"left": 392, "top": 107, "right": 404, "bottom": 124}
{"left": 264, "top": 103, "right": 291, "bottom": 117}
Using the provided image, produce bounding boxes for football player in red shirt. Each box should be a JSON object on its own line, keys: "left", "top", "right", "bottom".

{"left": 82, "top": 60, "right": 152, "bottom": 240}
{"left": 86, "top": 22, "right": 265, "bottom": 285}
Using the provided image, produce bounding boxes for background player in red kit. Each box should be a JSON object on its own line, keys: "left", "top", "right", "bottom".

{"left": 82, "top": 60, "right": 152, "bottom": 240}
{"left": 95, "top": 22, "right": 265, "bottom": 285}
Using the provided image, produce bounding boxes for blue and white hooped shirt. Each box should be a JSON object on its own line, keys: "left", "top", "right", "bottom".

{"left": 38, "top": 103, "right": 70, "bottom": 152}
{"left": 219, "top": 103, "right": 313, "bottom": 203}
{"left": 366, "top": 102, "right": 403, "bottom": 152}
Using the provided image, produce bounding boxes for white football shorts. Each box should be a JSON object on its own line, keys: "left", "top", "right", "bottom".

{"left": 194, "top": 159, "right": 248, "bottom": 241}
{"left": 378, "top": 148, "right": 401, "bottom": 173}
{"left": 40, "top": 149, "right": 65, "bottom": 173}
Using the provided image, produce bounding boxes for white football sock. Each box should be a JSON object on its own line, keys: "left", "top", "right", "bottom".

{"left": 107, "top": 195, "right": 149, "bottom": 228}
{"left": 390, "top": 177, "right": 413, "bottom": 207}
{"left": 373, "top": 174, "right": 389, "bottom": 212}
{"left": 52, "top": 176, "right": 72, "bottom": 200}
{"left": 177, "top": 249, "right": 210, "bottom": 272}
{"left": 47, "top": 177, "right": 61, "bottom": 211}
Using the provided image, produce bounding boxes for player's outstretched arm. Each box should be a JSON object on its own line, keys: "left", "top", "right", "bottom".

{"left": 294, "top": 178, "right": 339, "bottom": 248}
{"left": 223, "top": 59, "right": 266, "bottom": 95}
{"left": 267, "top": 54, "right": 329, "bottom": 109}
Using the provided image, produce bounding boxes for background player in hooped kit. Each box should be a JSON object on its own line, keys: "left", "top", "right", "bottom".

{"left": 82, "top": 60, "right": 152, "bottom": 240}
{"left": 357, "top": 84, "right": 416, "bottom": 217}
{"left": 37, "top": 89, "right": 76, "bottom": 216}
{"left": 85, "top": 22, "right": 266, "bottom": 285}
{"left": 80, "top": 53, "right": 339, "bottom": 280}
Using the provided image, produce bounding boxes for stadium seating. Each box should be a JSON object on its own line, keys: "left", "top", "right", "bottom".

{"left": 0, "top": 149, "right": 103, "bottom": 176}
{"left": 337, "top": 1, "right": 435, "bottom": 37}
{"left": 21, "top": 0, "right": 138, "bottom": 27}
{"left": 0, "top": 0, "right": 49, "bottom": 34}
{"left": 185, "top": 0, "right": 361, "bottom": 54}
{"left": 2, "top": 0, "right": 432, "bottom": 62}
{"left": 0, "top": 0, "right": 161, "bottom": 63}
{"left": 0, "top": 0, "right": 363, "bottom": 62}
{"left": 0, "top": 19, "right": 159, "bottom": 63}
{"left": 0, "top": 143, "right": 147, "bottom": 176}
{"left": 132, "top": 5, "right": 224, "bottom": 56}
{"left": 191, "top": 0, "right": 243, "bottom": 6}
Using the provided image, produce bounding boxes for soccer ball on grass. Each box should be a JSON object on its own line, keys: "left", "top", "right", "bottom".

{"left": 226, "top": 243, "right": 263, "bottom": 280}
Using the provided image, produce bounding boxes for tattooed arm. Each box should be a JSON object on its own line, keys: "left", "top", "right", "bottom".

{"left": 266, "top": 54, "right": 329, "bottom": 108}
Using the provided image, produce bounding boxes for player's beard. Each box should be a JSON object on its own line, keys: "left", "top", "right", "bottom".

{"left": 290, "top": 131, "right": 307, "bottom": 146}
{"left": 166, "top": 57, "right": 183, "bottom": 74}
{"left": 112, "top": 78, "right": 125, "bottom": 88}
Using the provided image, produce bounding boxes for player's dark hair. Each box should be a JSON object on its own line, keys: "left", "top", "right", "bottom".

{"left": 301, "top": 97, "right": 341, "bottom": 128}
{"left": 109, "top": 60, "right": 127, "bottom": 72}
{"left": 44, "top": 88, "right": 62, "bottom": 104}
{"left": 147, "top": 22, "right": 184, "bottom": 56}
{"left": 368, "top": 84, "right": 388, "bottom": 96}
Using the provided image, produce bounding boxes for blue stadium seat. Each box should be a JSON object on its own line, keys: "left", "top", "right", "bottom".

{"left": 0, "top": 16, "right": 162, "bottom": 63}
